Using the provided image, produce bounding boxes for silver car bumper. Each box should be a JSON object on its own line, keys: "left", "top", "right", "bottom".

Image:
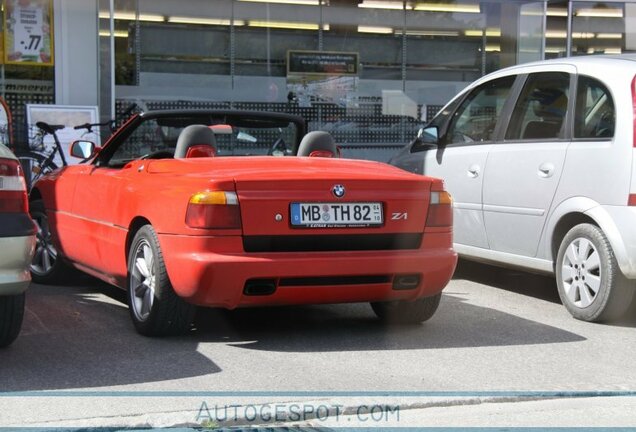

{"left": 0, "top": 235, "right": 36, "bottom": 296}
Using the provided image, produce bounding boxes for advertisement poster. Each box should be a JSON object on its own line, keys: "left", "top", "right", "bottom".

{"left": 286, "top": 50, "right": 359, "bottom": 108}
{"left": 26, "top": 104, "right": 99, "bottom": 166}
{"left": 3, "top": 0, "right": 53, "bottom": 65}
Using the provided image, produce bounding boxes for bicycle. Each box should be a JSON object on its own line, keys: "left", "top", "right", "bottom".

{"left": 17, "top": 103, "right": 139, "bottom": 191}
{"left": 16, "top": 121, "right": 67, "bottom": 191}
{"left": 73, "top": 103, "right": 138, "bottom": 143}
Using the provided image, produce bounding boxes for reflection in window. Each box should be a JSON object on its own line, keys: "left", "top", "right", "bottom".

{"left": 446, "top": 75, "right": 515, "bottom": 144}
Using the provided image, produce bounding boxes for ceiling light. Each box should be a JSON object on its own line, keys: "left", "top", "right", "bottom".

{"left": 98, "top": 11, "right": 164, "bottom": 22}
{"left": 238, "top": 0, "right": 320, "bottom": 4}
{"left": 359, "top": 1, "right": 408, "bottom": 10}
{"left": 545, "top": 30, "right": 567, "bottom": 38}
{"left": 597, "top": 33, "right": 622, "bottom": 39}
{"left": 547, "top": 7, "right": 568, "bottom": 17}
{"left": 248, "top": 20, "right": 328, "bottom": 30}
{"left": 414, "top": 2, "right": 480, "bottom": 13}
{"left": 168, "top": 17, "right": 245, "bottom": 26}
{"left": 399, "top": 30, "right": 459, "bottom": 37}
{"left": 572, "top": 32, "right": 594, "bottom": 39}
{"left": 575, "top": 8, "right": 623, "bottom": 18}
{"left": 485, "top": 28, "right": 500, "bottom": 37}
{"left": 358, "top": 25, "right": 393, "bottom": 34}
{"left": 484, "top": 44, "right": 500, "bottom": 52}
{"left": 545, "top": 47, "right": 565, "bottom": 54}
{"left": 464, "top": 28, "right": 499, "bottom": 37}
{"left": 99, "top": 29, "right": 129, "bottom": 38}
{"left": 464, "top": 29, "right": 483, "bottom": 37}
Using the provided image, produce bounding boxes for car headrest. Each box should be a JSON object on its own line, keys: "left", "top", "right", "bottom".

{"left": 531, "top": 88, "right": 568, "bottom": 119}
{"left": 297, "top": 131, "right": 338, "bottom": 157}
{"left": 174, "top": 125, "right": 216, "bottom": 159}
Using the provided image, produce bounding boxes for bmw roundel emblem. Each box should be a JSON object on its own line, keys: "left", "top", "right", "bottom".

{"left": 332, "top": 184, "right": 345, "bottom": 198}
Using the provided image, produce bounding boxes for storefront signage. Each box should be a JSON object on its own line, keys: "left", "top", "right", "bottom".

{"left": 286, "top": 51, "right": 359, "bottom": 108}
{"left": 2, "top": 0, "right": 54, "bottom": 66}
{"left": 287, "top": 51, "right": 358, "bottom": 76}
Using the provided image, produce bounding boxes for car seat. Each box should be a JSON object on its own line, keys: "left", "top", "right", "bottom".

{"left": 522, "top": 88, "right": 568, "bottom": 140}
{"left": 174, "top": 124, "right": 217, "bottom": 158}
{"left": 297, "top": 131, "right": 339, "bottom": 157}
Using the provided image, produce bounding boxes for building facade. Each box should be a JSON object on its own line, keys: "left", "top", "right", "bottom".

{"left": 2, "top": 0, "right": 635, "bottom": 159}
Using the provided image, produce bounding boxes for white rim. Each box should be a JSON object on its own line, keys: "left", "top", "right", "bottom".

{"left": 130, "top": 239, "right": 156, "bottom": 322}
{"left": 561, "top": 237, "right": 602, "bottom": 309}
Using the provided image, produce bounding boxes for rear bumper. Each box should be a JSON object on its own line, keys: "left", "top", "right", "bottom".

{"left": 0, "top": 235, "right": 36, "bottom": 296}
{"left": 158, "top": 232, "right": 457, "bottom": 309}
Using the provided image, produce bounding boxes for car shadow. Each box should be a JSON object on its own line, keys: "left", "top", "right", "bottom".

{"left": 191, "top": 290, "right": 585, "bottom": 352}
{"left": 1, "top": 281, "right": 220, "bottom": 392}
{"left": 452, "top": 259, "right": 636, "bottom": 328}
{"left": 2, "top": 271, "right": 586, "bottom": 391}
{"left": 452, "top": 259, "right": 561, "bottom": 304}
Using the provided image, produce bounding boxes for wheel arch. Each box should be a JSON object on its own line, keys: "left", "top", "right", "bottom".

{"left": 125, "top": 216, "right": 152, "bottom": 263}
{"left": 550, "top": 212, "right": 598, "bottom": 269}
{"left": 544, "top": 197, "right": 634, "bottom": 278}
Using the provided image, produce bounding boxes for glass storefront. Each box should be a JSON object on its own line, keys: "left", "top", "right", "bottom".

{"left": 5, "top": 0, "right": 636, "bottom": 159}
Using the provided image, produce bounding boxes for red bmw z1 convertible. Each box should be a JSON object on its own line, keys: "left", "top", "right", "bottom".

{"left": 29, "top": 110, "right": 457, "bottom": 336}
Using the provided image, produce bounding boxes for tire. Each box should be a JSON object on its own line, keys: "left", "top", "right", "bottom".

{"left": 127, "top": 225, "right": 195, "bottom": 336}
{"left": 371, "top": 293, "right": 442, "bottom": 324}
{"left": 29, "top": 199, "right": 69, "bottom": 284}
{"left": 556, "top": 223, "right": 635, "bottom": 322}
{"left": 0, "top": 293, "right": 25, "bottom": 348}
{"left": 16, "top": 152, "right": 57, "bottom": 191}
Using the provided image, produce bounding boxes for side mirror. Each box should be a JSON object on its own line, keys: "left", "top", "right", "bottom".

{"left": 70, "top": 140, "right": 98, "bottom": 160}
{"left": 411, "top": 126, "right": 439, "bottom": 153}
{"left": 418, "top": 126, "right": 439, "bottom": 144}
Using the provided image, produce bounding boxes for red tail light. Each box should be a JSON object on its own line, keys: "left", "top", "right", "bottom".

{"left": 426, "top": 188, "right": 453, "bottom": 228}
{"left": 185, "top": 191, "right": 241, "bottom": 229}
{"left": 0, "top": 158, "right": 28, "bottom": 213}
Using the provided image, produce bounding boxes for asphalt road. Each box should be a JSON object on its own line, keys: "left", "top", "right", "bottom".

{"left": 2, "top": 260, "right": 636, "bottom": 428}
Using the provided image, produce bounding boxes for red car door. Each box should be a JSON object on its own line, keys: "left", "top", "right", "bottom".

{"left": 68, "top": 162, "right": 141, "bottom": 284}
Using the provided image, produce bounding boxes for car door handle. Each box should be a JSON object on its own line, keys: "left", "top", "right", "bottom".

{"left": 467, "top": 164, "right": 480, "bottom": 178}
{"left": 538, "top": 162, "right": 555, "bottom": 178}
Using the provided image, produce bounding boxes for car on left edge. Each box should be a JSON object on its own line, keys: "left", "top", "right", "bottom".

{"left": 0, "top": 143, "right": 36, "bottom": 347}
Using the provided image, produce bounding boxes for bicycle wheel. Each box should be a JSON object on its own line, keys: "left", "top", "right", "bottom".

{"left": 16, "top": 152, "right": 58, "bottom": 191}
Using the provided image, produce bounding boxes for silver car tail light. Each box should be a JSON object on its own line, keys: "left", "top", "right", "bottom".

{"left": 0, "top": 158, "right": 28, "bottom": 213}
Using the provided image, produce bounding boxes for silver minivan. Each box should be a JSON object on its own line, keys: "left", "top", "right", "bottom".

{"left": 390, "top": 54, "right": 636, "bottom": 322}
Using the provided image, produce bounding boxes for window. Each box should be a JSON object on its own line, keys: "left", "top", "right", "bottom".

{"left": 446, "top": 75, "right": 516, "bottom": 145}
{"left": 574, "top": 76, "right": 615, "bottom": 139}
{"left": 506, "top": 72, "right": 570, "bottom": 141}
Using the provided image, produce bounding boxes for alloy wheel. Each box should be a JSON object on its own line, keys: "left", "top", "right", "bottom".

{"left": 30, "top": 209, "right": 58, "bottom": 276}
{"left": 560, "top": 237, "right": 602, "bottom": 309}
{"left": 130, "top": 239, "right": 156, "bottom": 322}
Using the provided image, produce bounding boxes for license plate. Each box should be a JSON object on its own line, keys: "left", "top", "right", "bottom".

{"left": 290, "top": 202, "right": 383, "bottom": 228}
